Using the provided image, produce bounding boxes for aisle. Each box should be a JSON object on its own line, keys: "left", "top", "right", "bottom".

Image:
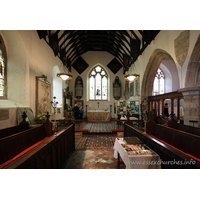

{"left": 64, "top": 134, "right": 125, "bottom": 169}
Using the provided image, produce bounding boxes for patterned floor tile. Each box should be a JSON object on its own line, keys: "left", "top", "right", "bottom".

{"left": 65, "top": 134, "right": 126, "bottom": 169}
{"left": 98, "top": 166, "right": 105, "bottom": 169}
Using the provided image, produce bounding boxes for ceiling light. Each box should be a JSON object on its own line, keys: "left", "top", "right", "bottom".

{"left": 57, "top": 73, "right": 72, "bottom": 80}
{"left": 124, "top": 74, "right": 139, "bottom": 81}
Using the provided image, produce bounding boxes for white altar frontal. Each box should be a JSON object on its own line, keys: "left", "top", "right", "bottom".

{"left": 87, "top": 110, "right": 111, "bottom": 122}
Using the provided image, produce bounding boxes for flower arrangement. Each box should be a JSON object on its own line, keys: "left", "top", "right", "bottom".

{"left": 34, "top": 114, "right": 46, "bottom": 123}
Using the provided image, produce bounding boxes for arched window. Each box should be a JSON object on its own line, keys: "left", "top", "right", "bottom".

{"left": 0, "top": 35, "right": 7, "bottom": 99}
{"left": 153, "top": 68, "right": 165, "bottom": 96}
{"left": 89, "top": 65, "right": 108, "bottom": 100}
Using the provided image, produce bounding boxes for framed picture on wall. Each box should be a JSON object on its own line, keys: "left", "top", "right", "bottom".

{"left": 75, "top": 100, "right": 83, "bottom": 108}
{"left": 36, "top": 77, "right": 51, "bottom": 116}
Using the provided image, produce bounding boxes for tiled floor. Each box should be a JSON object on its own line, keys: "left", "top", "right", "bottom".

{"left": 74, "top": 121, "right": 124, "bottom": 130}
{"left": 65, "top": 149, "right": 125, "bottom": 169}
{"left": 64, "top": 133, "right": 126, "bottom": 169}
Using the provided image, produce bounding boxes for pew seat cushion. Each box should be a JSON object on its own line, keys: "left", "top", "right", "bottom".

{"left": 0, "top": 137, "right": 49, "bottom": 168}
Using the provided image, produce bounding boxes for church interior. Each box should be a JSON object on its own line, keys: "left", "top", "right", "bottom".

{"left": 0, "top": 29, "right": 200, "bottom": 171}
{"left": 2, "top": 1, "right": 200, "bottom": 199}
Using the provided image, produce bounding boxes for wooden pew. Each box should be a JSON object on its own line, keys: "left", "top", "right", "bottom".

{"left": 2, "top": 123, "right": 75, "bottom": 169}
{"left": 0, "top": 111, "right": 30, "bottom": 139}
{"left": 168, "top": 116, "right": 200, "bottom": 137}
{"left": 146, "top": 118, "right": 200, "bottom": 164}
{"left": 124, "top": 122, "right": 200, "bottom": 169}
{"left": 0, "top": 112, "right": 53, "bottom": 168}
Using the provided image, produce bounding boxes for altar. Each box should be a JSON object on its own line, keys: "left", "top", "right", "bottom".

{"left": 87, "top": 110, "right": 111, "bottom": 122}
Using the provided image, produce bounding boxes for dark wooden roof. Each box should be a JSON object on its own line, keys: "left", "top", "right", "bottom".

{"left": 37, "top": 30, "right": 160, "bottom": 73}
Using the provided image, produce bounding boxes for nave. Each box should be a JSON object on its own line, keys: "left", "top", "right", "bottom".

{"left": 64, "top": 121, "right": 126, "bottom": 169}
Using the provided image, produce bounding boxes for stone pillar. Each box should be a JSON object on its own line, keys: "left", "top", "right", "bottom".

{"left": 178, "top": 87, "right": 200, "bottom": 127}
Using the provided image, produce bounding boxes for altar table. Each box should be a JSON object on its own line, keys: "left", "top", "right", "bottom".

{"left": 87, "top": 110, "right": 111, "bottom": 122}
{"left": 114, "top": 137, "right": 161, "bottom": 169}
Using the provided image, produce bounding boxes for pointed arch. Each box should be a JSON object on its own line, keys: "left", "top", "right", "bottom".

{"left": 87, "top": 63, "right": 110, "bottom": 101}
{"left": 141, "top": 49, "right": 176, "bottom": 100}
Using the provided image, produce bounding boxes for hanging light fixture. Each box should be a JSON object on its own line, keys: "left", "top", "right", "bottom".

{"left": 57, "top": 62, "right": 72, "bottom": 81}
{"left": 124, "top": 62, "right": 139, "bottom": 81}
{"left": 57, "top": 72, "right": 72, "bottom": 80}
{"left": 124, "top": 73, "right": 139, "bottom": 81}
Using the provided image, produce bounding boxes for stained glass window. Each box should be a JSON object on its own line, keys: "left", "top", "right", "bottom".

{"left": 89, "top": 65, "right": 108, "bottom": 100}
{"left": 0, "top": 49, "right": 5, "bottom": 97}
{"left": 153, "top": 68, "right": 165, "bottom": 96}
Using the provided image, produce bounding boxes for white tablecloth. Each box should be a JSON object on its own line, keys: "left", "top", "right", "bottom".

{"left": 113, "top": 138, "right": 161, "bottom": 169}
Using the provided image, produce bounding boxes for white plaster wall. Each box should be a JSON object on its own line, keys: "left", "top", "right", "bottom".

{"left": 52, "top": 66, "right": 62, "bottom": 107}
{"left": 0, "top": 30, "right": 29, "bottom": 107}
{"left": 17, "top": 30, "right": 63, "bottom": 115}
{"left": 133, "top": 30, "right": 200, "bottom": 94}
{"left": 0, "top": 30, "right": 64, "bottom": 117}
{"left": 69, "top": 51, "right": 126, "bottom": 118}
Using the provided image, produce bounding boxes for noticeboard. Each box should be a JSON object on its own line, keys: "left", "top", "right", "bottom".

{"left": 116, "top": 100, "right": 140, "bottom": 114}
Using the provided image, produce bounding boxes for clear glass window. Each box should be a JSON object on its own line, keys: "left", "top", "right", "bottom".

{"left": 153, "top": 68, "right": 165, "bottom": 96}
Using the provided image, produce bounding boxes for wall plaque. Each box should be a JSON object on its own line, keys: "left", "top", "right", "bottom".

{"left": 113, "top": 76, "right": 121, "bottom": 100}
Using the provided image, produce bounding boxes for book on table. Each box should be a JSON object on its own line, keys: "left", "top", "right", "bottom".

{"left": 121, "top": 143, "right": 152, "bottom": 155}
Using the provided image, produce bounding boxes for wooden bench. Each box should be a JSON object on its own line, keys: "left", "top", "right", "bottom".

{"left": 147, "top": 118, "right": 200, "bottom": 162}
{"left": 1, "top": 112, "right": 75, "bottom": 169}
{"left": 0, "top": 112, "right": 53, "bottom": 168}
{"left": 124, "top": 122, "right": 200, "bottom": 169}
{"left": 0, "top": 111, "right": 30, "bottom": 139}
{"left": 168, "top": 116, "right": 200, "bottom": 137}
{"left": 2, "top": 123, "right": 75, "bottom": 169}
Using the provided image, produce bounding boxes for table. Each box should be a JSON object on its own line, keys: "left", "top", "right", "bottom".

{"left": 87, "top": 110, "right": 111, "bottom": 122}
{"left": 113, "top": 137, "right": 161, "bottom": 169}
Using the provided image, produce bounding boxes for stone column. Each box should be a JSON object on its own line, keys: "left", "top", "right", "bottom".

{"left": 178, "top": 87, "right": 200, "bottom": 127}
